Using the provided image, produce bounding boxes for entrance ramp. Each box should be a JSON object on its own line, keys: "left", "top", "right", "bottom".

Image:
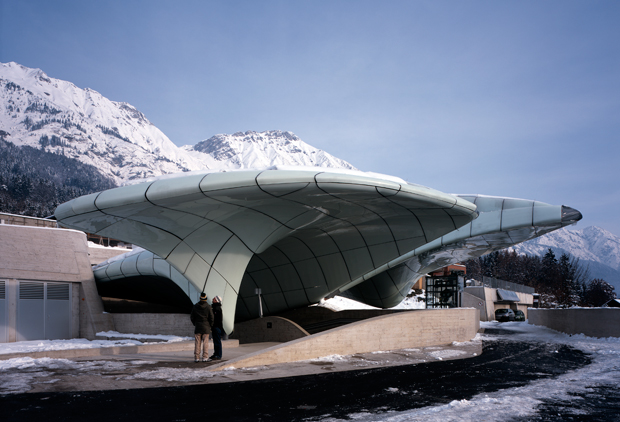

{"left": 212, "top": 308, "right": 479, "bottom": 371}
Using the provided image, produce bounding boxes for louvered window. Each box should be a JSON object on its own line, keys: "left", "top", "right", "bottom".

{"left": 0, "top": 280, "right": 5, "bottom": 299}
{"left": 19, "top": 282, "right": 44, "bottom": 300}
{"left": 47, "top": 283, "right": 70, "bottom": 300}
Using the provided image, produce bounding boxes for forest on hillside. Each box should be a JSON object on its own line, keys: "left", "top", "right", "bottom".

{"left": 465, "top": 249, "right": 616, "bottom": 308}
{"left": 0, "top": 138, "right": 116, "bottom": 218}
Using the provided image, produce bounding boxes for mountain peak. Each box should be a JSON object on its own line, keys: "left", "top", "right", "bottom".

{"left": 1, "top": 62, "right": 358, "bottom": 185}
{"left": 581, "top": 225, "right": 617, "bottom": 239}
{"left": 190, "top": 130, "right": 356, "bottom": 170}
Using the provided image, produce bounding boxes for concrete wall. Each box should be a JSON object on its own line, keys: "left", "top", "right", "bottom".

{"left": 528, "top": 308, "right": 620, "bottom": 338}
{"left": 461, "top": 291, "right": 489, "bottom": 321}
{"left": 462, "top": 287, "right": 496, "bottom": 321}
{"left": 87, "top": 245, "right": 132, "bottom": 266}
{"left": 231, "top": 316, "right": 310, "bottom": 344}
{"left": 214, "top": 308, "right": 479, "bottom": 370}
{"left": 110, "top": 313, "right": 195, "bottom": 337}
{"left": 0, "top": 225, "right": 114, "bottom": 341}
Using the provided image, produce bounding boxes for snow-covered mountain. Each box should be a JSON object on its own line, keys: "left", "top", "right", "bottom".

{"left": 184, "top": 130, "right": 357, "bottom": 170}
{"left": 0, "top": 62, "right": 209, "bottom": 184}
{"left": 511, "top": 226, "right": 620, "bottom": 291}
{"left": 0, "top": 62, "right": 355, "bottom": 185}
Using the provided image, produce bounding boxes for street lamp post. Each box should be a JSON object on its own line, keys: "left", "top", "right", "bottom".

{"left": 255, "top": 288, "right": 263, "bottom": 318}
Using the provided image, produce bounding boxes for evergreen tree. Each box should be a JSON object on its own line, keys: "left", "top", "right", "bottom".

{"left": 584, "top": 279, "right": 616, "bottom": 307}
{"left": 0, "top": 139, "right": 116, "bottom": 217}
{"left": 463, "top": 248, "right": 607, "bottom": 308}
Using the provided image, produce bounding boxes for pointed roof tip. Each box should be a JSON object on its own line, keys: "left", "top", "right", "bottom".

{"left": 561, "top": 206, "right": 582, "bottom": 224}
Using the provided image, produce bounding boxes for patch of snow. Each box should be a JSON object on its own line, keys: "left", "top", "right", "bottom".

{"left": 428, "top": 350, "right": 467, "bottom": 360}
{"left": 309, "top": 354, "right": 349, "bottom": 363}
{"left": 126, "top": 367, "right": 215, "bottom": 382}
{"left": 316, "top": 292, "right": 426, "bottom": 312}
{"left": 391, "top": 295, "right": 426, "bottom": 310}
{"left": 315, "top": 297, "right": 379, "bottom": 312}
{"left": 96, "top": 331, "right": 191, "bottom": 343}
{"left": 0, "top": 333, "right": 190, "bottom": 356}
{"left": 87, "top": 241, "right": 131, "bottom": 250}
{"left": 0, "top": 338, "right": 142, "bottom": 355}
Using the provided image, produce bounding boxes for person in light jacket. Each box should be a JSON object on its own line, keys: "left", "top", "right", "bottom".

{"left": 190, "top": 292, "right": 214, "bottom": 362}
{"left": 210, "top": 295, "right": 224, "bottom": 360}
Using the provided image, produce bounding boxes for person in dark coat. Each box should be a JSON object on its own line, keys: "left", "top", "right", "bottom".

{"left": 190, "top": 292, "right": 214, "bottom": 362}
{"left": 210, "top": 295, "right": 224, "bottom": 360}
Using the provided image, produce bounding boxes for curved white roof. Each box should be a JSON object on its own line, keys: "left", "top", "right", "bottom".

{"left": 56, "top": 169, "right": 479, "bottom": 333}
{"left": 56, "top": 169, "right": 581, "bottom": 333}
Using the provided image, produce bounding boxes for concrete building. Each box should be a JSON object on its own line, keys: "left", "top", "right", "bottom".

{"left": 461, "top": 278, "right": 535, "bottom": 321}
{"left": 0, "top": 214, "right": 131, "bottom": 343}
{"left": 0, "top": 223, "right": 108, "bottom": 342}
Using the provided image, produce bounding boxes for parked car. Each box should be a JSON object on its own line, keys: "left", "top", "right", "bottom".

{"left": 495, "top": 308, "right": 515, "bottom": 322}
{"left": 514, "top": 310, "right": 525, "bottom": 321}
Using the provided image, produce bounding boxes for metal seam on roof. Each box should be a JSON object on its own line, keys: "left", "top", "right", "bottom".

{"left": 312, "top": 183, "right": 392, "bottom": 258}
{"left": 58, "top": 169, "right": 572, "bottom": 332}
{"left": 271, "top": 244, "right": 312, "bottom": 303}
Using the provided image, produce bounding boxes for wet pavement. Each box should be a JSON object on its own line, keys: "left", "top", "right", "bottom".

{"left": 1, "top": 338, "right": 605, "bottom": 422}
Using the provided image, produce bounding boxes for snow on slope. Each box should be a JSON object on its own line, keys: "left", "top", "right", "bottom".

{"left": 511, "top": 226, "right": 620, "bottom": 290}
{"left": 512, "top": 226, "right": 620, "bottom": 271}
{"left": 1, "top": 62, "right": 357, "bottom": 185}
{"left": 183, "top": 130, "right": 357, "bottom": 170}
{"left": 0, "top": 62, "right": 209, "bottom": 184}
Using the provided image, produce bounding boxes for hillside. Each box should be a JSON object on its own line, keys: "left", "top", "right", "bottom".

{"left": 511, "top": 226, "right": 620, "bottom": 291}
{"left": 1, "top": 62, "right": 355, "bottom": 187}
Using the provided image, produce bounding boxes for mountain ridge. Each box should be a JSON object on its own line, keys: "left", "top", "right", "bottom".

{"left": 1, "top": 62, "right": 355, "bottom": 186}
{"left": 511, "top": 226, "right": 620, "bottom": 291}
{"left": 185, "top": 130, "right": 356, "bottom": 171}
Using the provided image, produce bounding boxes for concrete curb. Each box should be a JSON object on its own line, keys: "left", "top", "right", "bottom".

{"left": 0, "top": 339, "right": 239, "bottom": 360}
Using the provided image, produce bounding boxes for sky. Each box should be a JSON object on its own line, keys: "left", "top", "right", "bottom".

{"left": 1, "top": 0, "right": 619, "bottom": 236}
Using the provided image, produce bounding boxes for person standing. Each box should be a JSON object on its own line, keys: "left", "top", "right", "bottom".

{"left": 210, "top": 295, "right": 224, "bottom": 360}
{"left": 190, "top": 292, "right": 214, "bottom": 362}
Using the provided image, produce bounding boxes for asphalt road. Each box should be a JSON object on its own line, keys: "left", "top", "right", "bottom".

{"left": 1, "top": 339, "right": 596, "bottom": 422}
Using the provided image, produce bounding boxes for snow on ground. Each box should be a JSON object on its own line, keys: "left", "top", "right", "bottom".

{"left": 319, "top": 321, "right": 620, "bottom": 422}
{"left": 317, "top": 294, "right": 426, "bottom": 311}
{"left": 0, "top": 338, "right": 141, "bottom": 355}
{"left": 0, "top": 357, "right": 158, "bottom": 395}
{"left": 0, "top": 332, "right": 191, "bottom": 356}
{"left": 87, "top": 241, "right": 131, "bottom": 250}
{"left": 96, "top": 331, "right": 191, "bottom": 342}
{"left": 125, "top": 366, "right": 217, "bottom": 382}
